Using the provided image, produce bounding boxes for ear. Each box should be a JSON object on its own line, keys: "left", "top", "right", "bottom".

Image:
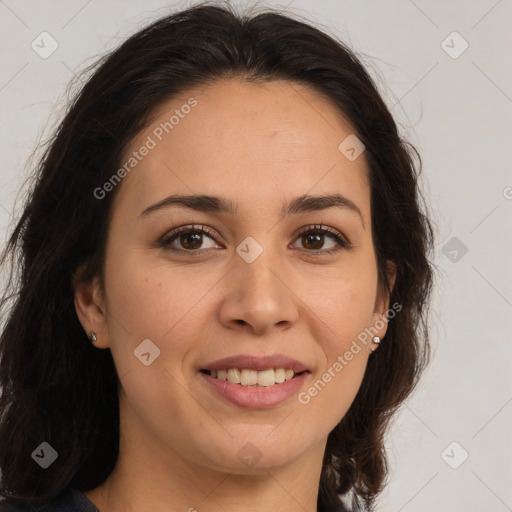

{"left": 370, "top": 260, "right": 397, "bottom": 340}
{"left": 72, "top": 265, "right": 110, "bottom": 349}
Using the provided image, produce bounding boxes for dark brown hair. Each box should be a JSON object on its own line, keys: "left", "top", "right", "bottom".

{"left": 0, "top": 2, "right": 435, "bottom": 511}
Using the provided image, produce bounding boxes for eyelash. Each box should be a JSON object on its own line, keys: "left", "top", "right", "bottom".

{"left": 158, "top": 224, "right": 351, "bottom": 257}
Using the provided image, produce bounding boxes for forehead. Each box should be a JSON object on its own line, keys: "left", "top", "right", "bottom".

{"left": 114, "top": 78, "right": 370, "bottom": 222}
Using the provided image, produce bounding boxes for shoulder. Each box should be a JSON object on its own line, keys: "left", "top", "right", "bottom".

{"left": 0, "top": 498, "right": 37, "bottom": 511}
{"left": 0, "top": 487, "right": 98, "bottom": 512}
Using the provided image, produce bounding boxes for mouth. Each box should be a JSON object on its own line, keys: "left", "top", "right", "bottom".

{"left": 199, "top": 368, "right": 310, "bottom": 387}
{"left": 198, "top": 353, "right": 312, "bottom": 407}
{"left": 198, "top": 368, "right": 311, "bottom": 408}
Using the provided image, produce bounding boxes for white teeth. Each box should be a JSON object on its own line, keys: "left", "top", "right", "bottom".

{"left": 256, "top": 369, "right": 275, "bottom": 387}
{"left": 208, "top": 368, "right": 298, "bottom": 386}
{"left": 274, "top": 368, "right": 286, "bottom": 383}
{"left": 240, "top": 369, "right": 258, "bottom": 386}
{"left": 227, "top": 368, "right": 241, "bottom": 383}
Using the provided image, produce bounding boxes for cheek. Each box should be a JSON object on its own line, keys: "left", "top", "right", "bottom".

{"left": 299, "top": 351, "right": 368, "bottom": 437}
{"left": 105, "top": 251, "right": 216, "bottom": 340}
{"left": 302, "top": 255, "right": 378, "bottom": 343}
{"left": 295, "top": 256, "right": 377, "bottom": 407}
{"left": 296, "top": 274, "right": 375, "bottom": 427}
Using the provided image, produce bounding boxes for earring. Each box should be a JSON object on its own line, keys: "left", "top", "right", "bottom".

{"left": 371, "top": 336, "right": 381, "bottom": 352}
{"left": 89, "top": 332, "right": 97, "bottom": 343}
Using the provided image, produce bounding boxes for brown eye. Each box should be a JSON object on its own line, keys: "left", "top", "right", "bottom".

{"left": 178, "top": 231, "right": 203, "bottom": 250}
{"left": 159, "top": 223, "right": 350, "bottom": 257}
{"left": 159, "top": 225, "right": 219, "bottom": 255}
{"left": 293, "top": 224, "right": 350, "bottom": 255}
{"left": 301, "top": 232, "right": 325, "bottom": 250}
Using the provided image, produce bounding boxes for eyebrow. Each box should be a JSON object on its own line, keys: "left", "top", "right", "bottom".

{"left": 138, "top": 193, "right": 365, "bottom": 228}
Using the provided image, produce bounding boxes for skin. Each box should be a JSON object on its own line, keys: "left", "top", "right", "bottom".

{"left": 74, "top": 78, "right": 396, "bottom": 512}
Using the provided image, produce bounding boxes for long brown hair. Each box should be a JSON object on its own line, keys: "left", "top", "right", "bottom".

{"left": 0, "top": 2, "right": 436, "bottom": 510}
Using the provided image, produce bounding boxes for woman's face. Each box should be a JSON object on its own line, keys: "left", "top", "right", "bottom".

{"left": 76, "top": 78, "right": 394, "bottom": 474}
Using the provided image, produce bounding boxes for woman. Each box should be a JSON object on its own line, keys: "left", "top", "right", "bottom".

{"left": 0, "top": 2, "right": 435, "bottom": 511}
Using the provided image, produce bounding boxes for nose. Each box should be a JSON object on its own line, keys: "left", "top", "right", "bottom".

{"left": 217, "top": 245, "right": 299, "bottom": 336}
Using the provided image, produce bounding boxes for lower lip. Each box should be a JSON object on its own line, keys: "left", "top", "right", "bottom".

{"left": 199, "top": 371, "right": 310, "bottom": 409}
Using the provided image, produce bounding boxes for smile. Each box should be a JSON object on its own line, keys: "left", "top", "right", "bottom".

{"left": 201, "top": 368, "right": 306, "bottom": 387}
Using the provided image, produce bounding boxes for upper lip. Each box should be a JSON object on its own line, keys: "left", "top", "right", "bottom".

{"left": 200, "top": 354, "right": 310, "bottom": 373}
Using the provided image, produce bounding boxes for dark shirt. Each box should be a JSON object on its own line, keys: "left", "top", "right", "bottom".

{"left": 0, "top": 487, "right": 98, "bottom": 512}
{"left": 0, "top": 486, "right": 351, "bottom": 511}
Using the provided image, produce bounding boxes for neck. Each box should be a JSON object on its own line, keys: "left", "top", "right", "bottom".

{"left": 84, "top": 393, "right": 325, "bottom": 512}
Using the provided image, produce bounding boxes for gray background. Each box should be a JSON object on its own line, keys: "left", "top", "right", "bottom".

{"left": 1, "top": 0, "right": 511, "bottom": 510}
